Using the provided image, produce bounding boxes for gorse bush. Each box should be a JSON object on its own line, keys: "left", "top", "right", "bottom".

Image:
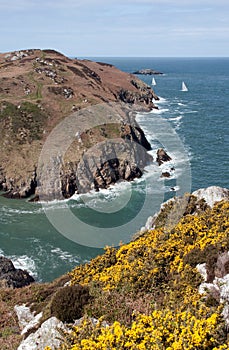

{"left": 70, "top": 201, "right": 229, "bottom": 294}
{"left": 60, "top": 310, "right": 227, "bottom": 350}
{"left": 59, "top": 200, "right": 229, "bottom": 349}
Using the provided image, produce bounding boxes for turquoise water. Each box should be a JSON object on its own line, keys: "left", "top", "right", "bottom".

{"left": 0, "top": 58, "right": 228, "bottom": 281}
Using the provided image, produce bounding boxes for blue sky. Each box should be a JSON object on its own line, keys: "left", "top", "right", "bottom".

{"left": 1, "top": 0, "right": 228, "bottom": 57}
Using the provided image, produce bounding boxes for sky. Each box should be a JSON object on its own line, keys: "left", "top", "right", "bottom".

{"left": 0, "top": 0, "right": 229, "bottom": 57}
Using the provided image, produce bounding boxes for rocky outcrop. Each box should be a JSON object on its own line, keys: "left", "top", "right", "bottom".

{"left": 140, "top": 186, "right": 228, "bottom": 234}
{"left": 34, "top": 106, "right": 154, "bottom": 200}
{"left": 192, "top": 186, "right": 229, "bottom": 208}
{"left": 156, "top": 148, "right": 172, "bottom": 165}
{"left": 132, "top": 69, "right": 163, "bottom": 75}
{"left": 0, "top": 256, "right": 35, "bottom": 288}
{"left": 160, "top": 171, "right": 171, "bottom": 178}
{"left": 0, "top": 49, "right": 159, "bottom": 200}
{"left": 197, "top": 253, "right": 229, "bottom": 327}
{"left": 14, "top": 304, "right": 43, "bottom": 336}
{"left": 17, "top": 317, "right": 67, "bottom": 350}
{"left": 38, "top": 134, "right": 152, "bottom": 200}
{"left": 77, "top": 139, "right": 151, "bottom": 194}
{"left": 2, "top": 168, "right": 37, "bottom": 199}
{"left": 16, "top": 315, "right": 109, "bottom": 350}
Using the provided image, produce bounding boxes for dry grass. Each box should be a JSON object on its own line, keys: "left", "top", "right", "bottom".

{"left": 0, "top": 274, "right": 69, "bottom": 349}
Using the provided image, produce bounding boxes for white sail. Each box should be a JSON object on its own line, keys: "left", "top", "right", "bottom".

{"left": 152, "top": 77, "right": 156, "bottom": 86}
{"left": 181, "top": 81, "right": 188, "bottom": 91}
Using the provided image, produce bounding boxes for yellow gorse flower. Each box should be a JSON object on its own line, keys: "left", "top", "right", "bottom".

{"left": 57, "top": 200, "right": 229, "bottom": 349}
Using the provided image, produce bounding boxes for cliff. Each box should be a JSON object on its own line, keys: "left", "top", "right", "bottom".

{"left": 0, "top": 49, "right": 159, "bottom": 199}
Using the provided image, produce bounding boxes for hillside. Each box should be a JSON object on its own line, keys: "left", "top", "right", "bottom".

{"left": 0, "top": 49, "right": 158, "bottom": 199}
{"left": 0, "top": 187, "right": 229, "bottom": 349}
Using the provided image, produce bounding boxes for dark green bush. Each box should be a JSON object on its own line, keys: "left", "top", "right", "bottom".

{"left": 50, "top": 284, "right": 91, "bottom": 323}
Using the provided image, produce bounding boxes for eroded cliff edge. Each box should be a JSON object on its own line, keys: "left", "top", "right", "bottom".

{"left": 0, "top": 49, "right": 159, "bottom": 199}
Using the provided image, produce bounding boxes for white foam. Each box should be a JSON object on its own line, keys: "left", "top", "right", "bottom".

{"left": 2, "top": 205, "right": 45, "bottom": 216}
{"left": 150, "top": 108, "right": 169, "bottom": 115}
{"left": 10, "top": 255, "right": 38, "bottom": 279}
{"left": 39, "top": 197, "right": 70, "bottom": 205}
{"left": 184, "top": 110, "right": 198, "bottom": 114}
{"left": 0, "top": 250, "right": 37, "bottom": 278}
{"left": 168, "top": 115, "right": 183, "bottom": 122}
{"left": 50, "top": 247, "right": 80, "bottom": 264}
{"left": 155, "top": 96, "right": 167, "bottom": 104}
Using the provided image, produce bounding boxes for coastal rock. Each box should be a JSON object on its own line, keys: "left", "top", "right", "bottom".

{"left": 35, "top": 113, "right": 153, "bottom": 200}
{"left": 132, "top": 68, "right": 163, "bottom": 75}
{"left": 75, "top": 137, "right": 151, "bottom": 195}
{"left": 0, "top": 256, "right": 35, "bottom": 288}
{"left": 139, "top": 186, "right": 227, "bottom": 233}
{"left": 17, "top": 317, "right": 67, "bottom": 350}
{"left": 192, "top": 186, "right": 229, "bottom": 208}
{"left": 161, "top": 171, "right": 171, "bottom": 178}
{"left": 156, "top": 148, "right": 172, "bottom": 165}
{"left": 118, "top": 88, "right": 156, "bottom": 109}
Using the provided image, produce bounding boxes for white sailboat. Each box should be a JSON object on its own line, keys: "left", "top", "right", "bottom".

{"left": 181, "top": 81, "right": 188, "bottom": 92}
{"left": 151, "top": 77, "right": 156, "bottom": 86}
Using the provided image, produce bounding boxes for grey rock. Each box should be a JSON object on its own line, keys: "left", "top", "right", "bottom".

{"left": 0, "top": 256, "right": 35, "bottom": 288}
{"left": 14, "top": 304, "right": 43, "bottom": 336}
{"left": 17, "top": 317, "right": 67, "bottom": 350}
{"left": 132, "top": 69, "right": 163, "bottom": 75}
{"left": 192, "top": 186, "right": 229, "bottom": 208}
{"left": 156, "top": 148, "right": 172, "bottom": 166}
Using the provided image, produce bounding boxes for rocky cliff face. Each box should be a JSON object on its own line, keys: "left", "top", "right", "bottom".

{"left": 0, "top": 49, "right": 159, "bottom": 199}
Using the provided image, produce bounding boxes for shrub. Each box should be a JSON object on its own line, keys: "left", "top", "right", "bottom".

{"left": 63, "top": 200, "right": 229, "bottom": 349}
{"left": 50, "top": 285, "right": 91, "bottom": 323}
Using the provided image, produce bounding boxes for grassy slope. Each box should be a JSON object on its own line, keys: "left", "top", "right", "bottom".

{"left": 0, "top": 49, "right": 157, "bottom": 196}
{"left": 63, "top": 199, "right": 229, "bottom": 349}
{"left": 1, "top": 196, "right": 229, "bottom": 349}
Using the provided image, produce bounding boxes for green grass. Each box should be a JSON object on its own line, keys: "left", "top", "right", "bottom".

{"left": 0, "top": 100, "right": 47, "bottom": 142}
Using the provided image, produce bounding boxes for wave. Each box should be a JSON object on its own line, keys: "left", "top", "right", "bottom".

{"left": 1, "top": 205, "right": 45, "bottom": 217}
{"left": 11, "top": 255, "right": 38, "bottom": 278}
{"left": 0, "top": 250, "right": 38, "bottom": 279}
{"left": 168, "top": 115, "right": 183, "bottom": 122}
{"left": 184, "top": 110, "right": 198, "bottom": 114}
{"left": 50, "top": 247, "right": 80, "bottom": 264}
{"left": 154, "top": 96, "right": 167, "bottom": 104}
{"left": 150, "top": 108, "right": 169, "bottom": 115}
{"left": 3, "top": 207, "right": 40, "bottom": 215}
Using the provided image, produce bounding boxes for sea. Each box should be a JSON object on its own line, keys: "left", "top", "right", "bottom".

{"left": 0, "top": 57, "right": 228, "bottom": 282}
